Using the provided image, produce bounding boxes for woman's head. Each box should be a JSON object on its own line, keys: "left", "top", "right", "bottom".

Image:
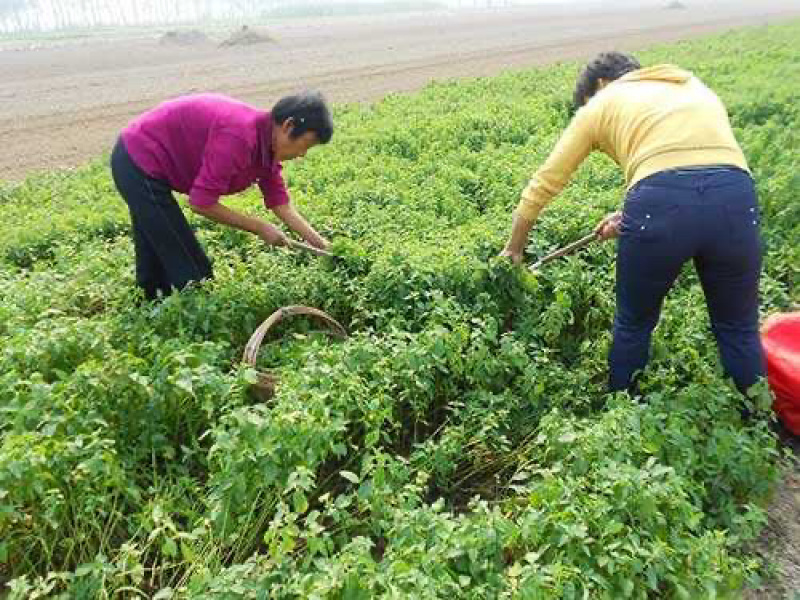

{"left": 573, "top": 51, "right": 641, "bottom": 109}
{"left": 271, "top": 91, "right": 333, "bottom": 161}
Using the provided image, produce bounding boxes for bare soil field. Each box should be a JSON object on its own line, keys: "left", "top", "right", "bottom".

{"left": 1, "top": 0, "right": 799, "bottom": 180}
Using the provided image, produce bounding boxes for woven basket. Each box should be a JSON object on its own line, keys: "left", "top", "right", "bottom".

{"left": 242, "top": 305, "right": 347, "bottom": 400}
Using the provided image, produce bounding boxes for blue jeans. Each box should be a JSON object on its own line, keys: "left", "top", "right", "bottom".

{"left": 609, "top": 166, "right": 765, "bottom": 393}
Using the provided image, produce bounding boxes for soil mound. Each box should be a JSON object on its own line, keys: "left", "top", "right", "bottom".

{"left": 219, "top": 25, "right": 275, "bottom": 47}
{"left": 159, "top": 29, "right": 210, "bottom": 46}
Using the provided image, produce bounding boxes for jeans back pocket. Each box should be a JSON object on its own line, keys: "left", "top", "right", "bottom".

{"left": 620, "top": 203, "right": 679, "bottom": 244}
{"left": 724, "top": 203, "right": 761, "bottom": 245}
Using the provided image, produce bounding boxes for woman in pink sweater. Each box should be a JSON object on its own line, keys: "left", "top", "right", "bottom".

{"left": 111, "top": 91, "right": 332, "bottom": 300}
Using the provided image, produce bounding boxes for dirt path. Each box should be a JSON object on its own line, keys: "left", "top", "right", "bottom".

{"left": 2, "top": 0, "right": 799, "bottom": 181}
{"left": 745, "top": 426, "right": 800, "bottom": 599}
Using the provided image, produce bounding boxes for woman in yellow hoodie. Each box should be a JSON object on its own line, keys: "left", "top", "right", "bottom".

{"left": 502, "top": 52, "right": 764, "bottom": 394}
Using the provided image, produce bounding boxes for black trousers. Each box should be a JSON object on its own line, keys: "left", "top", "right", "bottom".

{"left": 110, "top": 138, "right": 212, "bottom": 300}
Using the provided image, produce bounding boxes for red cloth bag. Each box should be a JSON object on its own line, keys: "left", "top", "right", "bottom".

{"left": 762, "top": 312, "right": 800, "bottom": 435}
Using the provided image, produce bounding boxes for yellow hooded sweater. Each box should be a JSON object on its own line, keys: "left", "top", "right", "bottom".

{"left": 516, "top": 65, "right": 749, "bottom": 222}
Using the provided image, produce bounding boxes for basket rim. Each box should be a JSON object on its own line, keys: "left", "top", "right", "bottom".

{"left": 242, "top": 305, "right": 348, "bottom": 393}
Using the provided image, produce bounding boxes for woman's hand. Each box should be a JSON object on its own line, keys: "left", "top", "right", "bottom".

{"left": 500, "top": 211, "right": 534, "bottom": 266}
{"left": 257, "top": 222, "right": 290, "bottom": 247}
{"left": 499, "top": 247, "right": 524, "bottom": 266}
{"left": 595, "top": 211, "right": 622, "bottom": 240}
{"left": 306, "top": 232, "right": 331, "bottom": 252}
{"left": 271, "top": 203, "right": 328, "bottom": 250}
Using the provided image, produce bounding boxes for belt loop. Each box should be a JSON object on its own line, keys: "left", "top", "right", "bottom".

{"left": 697, "top": 173, "right": 707, "bottom": 195}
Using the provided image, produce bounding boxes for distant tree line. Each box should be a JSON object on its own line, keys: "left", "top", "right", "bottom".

{"left": 0, "top": 0, "right": 490, "bottom": 34}
{"left": 0, "top": 0, "right": 307, "bottom": 34}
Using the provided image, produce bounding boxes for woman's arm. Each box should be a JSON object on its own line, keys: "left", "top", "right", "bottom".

{"left": 191, "top": 202, "right": 289, "bottom": 246}
{"left": 270, "top": 202, "right": 330, "bottom": 250}
{"left": 501, "top": 212, "right": 534, "bottom": 265}
{"left": 502, "top": 105, "right": 598, "bottom": 264}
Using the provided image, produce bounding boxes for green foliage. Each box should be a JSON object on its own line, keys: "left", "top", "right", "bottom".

{"left": 1, "top": 21, "right": 798, "bottom": 599}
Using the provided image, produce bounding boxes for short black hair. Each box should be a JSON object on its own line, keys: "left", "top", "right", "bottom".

{"left": 272, "top": 91, "right": 333, "bottom": 144}
{"left": 573, "top": 52, "right": 641, "bottom": 109}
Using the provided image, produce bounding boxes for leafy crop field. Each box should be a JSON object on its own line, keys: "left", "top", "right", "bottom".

{"left": 1, "top": 22, "right": 798, "bottom": 599}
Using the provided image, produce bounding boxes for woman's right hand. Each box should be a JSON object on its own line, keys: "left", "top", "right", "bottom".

{"left": 594, "top": 211, "right": 622, "bottom": 240}
{"left": 499, "top": 246, "right": 524, "bottom": 266}
{"left": 257, "top": 222, "right": 290, "bottom": 247}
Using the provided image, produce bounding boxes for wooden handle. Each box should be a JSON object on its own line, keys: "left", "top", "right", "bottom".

{"left": 289, "top": 239, "right": 332, "bottom": 257}
{"left": 529, "top": 232, "right": 598, "bottom": 271}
